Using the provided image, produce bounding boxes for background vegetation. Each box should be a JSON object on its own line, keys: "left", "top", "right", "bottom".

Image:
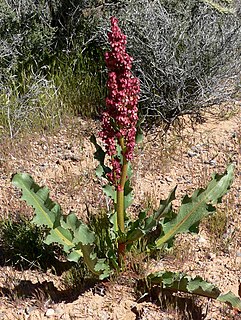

{"left": 0, "top": 215, "right": 60, "bottom": 270}
{"left": 0, "top": 0, "right": 240, "bottom": 136}
{"left": 112, "top": 0, "right": 241, "bottom": 122}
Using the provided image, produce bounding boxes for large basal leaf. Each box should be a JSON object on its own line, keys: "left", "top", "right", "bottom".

{"left": 126, "top": 187, "right": 177, "bottom": 244}
{"left": 11, "top": 173, "right": 111, "bottom": 278}
{"left": 126, "top": 210, "right": 153, "bottom": 243}
{"left": 154, "top": 186, "right": 177, "bottom": 220}
{"left": 11, "top": 173, "right": 74, "bottom": 252}
{"left": 156, "top": 164, "right": 234, "bottom": 247}
{"left": 148, "top": 271, "right": 241, "bottom": 310}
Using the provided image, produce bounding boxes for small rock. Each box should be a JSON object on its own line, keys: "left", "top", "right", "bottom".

{"left": 65, "top": 143, "right": 72, "bottom": 150}
{"left": 206, "top": 252, "right": 216, "bottom": 260}
{"left": 209, "top": 160, "right": 216, "bottom": 166}
{"left": 25, "top": 306, "right": 36, "bottom": 315}
{"left": 198, "top": 236, "right": 207, "bottom": 244}
{"left": 187, "top": 151, "right": 198, "bottom": 157}
{"left": 93, "top": 284, "right": 106, "bottom": 296}
{"left": 204, "top": 159, "right": 216, "bottom": 166}
{"left": 45, "top": 308, "right": 55, "bottom": 317}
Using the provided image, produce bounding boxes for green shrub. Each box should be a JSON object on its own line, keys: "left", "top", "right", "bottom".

{"left": 99, "top": 0, "right": 241, "bottom": 123}
{"left": 2, "top": 0, "right": 239, "bottom": 130}
{"left": 0, "top": 0, "right": 106, "bottom": 135}
{"left": 0, "top": 70, "right": 63, "bottom": 137}
{"left": 0, "top": 0, "right": 55, "bottom": 75}
{"left": 0, "top": 215, "right": 61, "bottom": 270}
{"left": 51, "top": 51, "right": 106, "bottom": 117}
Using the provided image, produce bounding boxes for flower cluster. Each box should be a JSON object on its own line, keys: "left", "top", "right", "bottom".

{"left": 100, "top": 17, "right": 140, "bottom": 186}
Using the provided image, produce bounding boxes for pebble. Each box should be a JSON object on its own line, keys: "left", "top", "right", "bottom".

{"left": 45, "top": 308, "right": 55, "bottom": 317}
{"left": 187, "top": 151, "right": 198, "bottom": 157}
{"left": 25, "top": 306, "right": 36, "bottom": 315}
{"left": 198, "top": 236, "right": 207, "bottom": 244}
{"left": 206, "top": 252, "right": 216, "bottom": 260}
{"left": 204, "top": 159, "right": 216, "bottom": 165}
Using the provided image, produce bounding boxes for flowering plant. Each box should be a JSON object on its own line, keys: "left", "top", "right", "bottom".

{"left": 11, "top": 17, "right": 241, "bottom": 310}
{"left": 101, "top": 16, "right": 139, "bottom": 215}
{"left": 93, "top": 17, "right": 140, "bottom": 260}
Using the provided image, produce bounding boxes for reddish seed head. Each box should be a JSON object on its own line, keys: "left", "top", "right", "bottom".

{"left": 100, "top": 17, "right": 140, "bottom": 186}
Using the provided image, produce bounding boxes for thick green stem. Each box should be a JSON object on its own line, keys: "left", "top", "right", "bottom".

{"left": 116, "top": 137, "right": 128, "bottom": 233}
{"left": 117, "top": 187, "right": 125, "bottom": 232}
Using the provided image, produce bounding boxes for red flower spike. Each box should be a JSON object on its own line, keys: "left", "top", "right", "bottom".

{"left": 100, "top": 17, "right": 140, "bottom": 186}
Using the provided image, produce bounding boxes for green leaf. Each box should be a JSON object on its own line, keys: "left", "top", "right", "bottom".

{"left": 94, "top": 258, "right": 112, "bottom": 280}
{"left": 90, "top": 134, "right": 111, "bottom": 178}
{"left": 11, "top": 173, "right": 111, "bottom": 279}
{"left": 135, "top": 131, "right": 143, "bottom": 144}
{"left": 67, "top": 250, "right": 82, "bottom": 263}
{"left": 147, "top": 271, "right": 241, "bottom": 310}
{"left": 61, "top": 212, "right": 97, "bottom": 247}
{"left": 124, "top": 178, "right": 133, "bottom": 210}
{"left": 217, "top": 292, "right": 241, "bottom": 310}
{"left": 127, "top": 187, "right": 178, "bottom": 244}
{"left": 126, "top": 210, "right": 156, "bottom": 243}
{"left": 126, "top": 228, "right": 145, "bottom": 243}
{"left": 148, "top": 271, "right": 220, "bottom": 297}
{"left": 154, "top": 186, "right": 177, "bottom": 220}
{"left": 12, "top": 173, "right": 74, "bottom": 252}
{"left": 95, "top": 165, "right": 105, "bottom": 178}
{"left": 156, "top": 164, "right": 234, "bottom": 247}
{"left": 44, "top": 227, "right": 74, "bottom": 252}
{"left": 109, "top": 212, "right": 118, "bottom": 233}
{"left": 61, "top": 212, "right": 80, "bottom": 230}
{"left": 73, "top": 223, "right": 96, "bottom": 245}
{"left": 103, "top": 184, "right": 116, "bottom": 202}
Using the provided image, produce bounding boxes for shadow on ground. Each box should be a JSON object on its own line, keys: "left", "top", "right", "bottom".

{"left": 0, "top": 277, "right": 98, "bottom": 303}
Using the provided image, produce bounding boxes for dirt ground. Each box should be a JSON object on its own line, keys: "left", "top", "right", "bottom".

{"left": 0, "top": 103, "right": 240, "bottom": 319}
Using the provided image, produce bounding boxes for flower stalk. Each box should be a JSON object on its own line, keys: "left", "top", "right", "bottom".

{"left": 117, "top": 137, "right": 128, "bottom": 233}
{"left": 100, "top": 17, "right": 140, "bottom": 235}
